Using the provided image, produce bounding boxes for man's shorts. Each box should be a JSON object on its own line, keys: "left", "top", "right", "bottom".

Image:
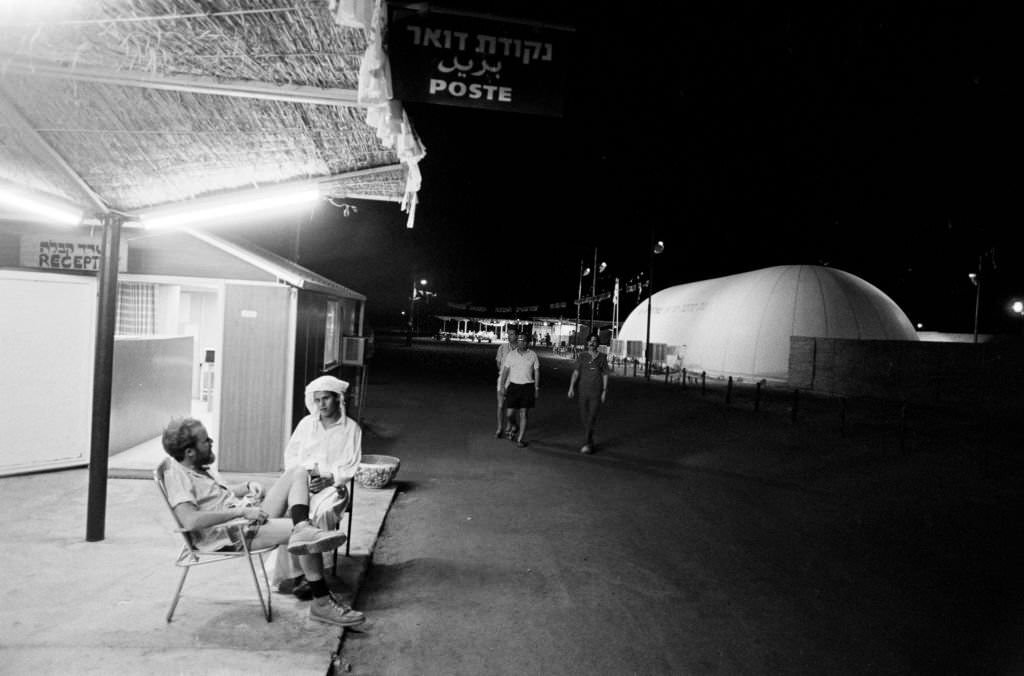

{"left": 504, "top": 382, "right": 536, "bottom": 409}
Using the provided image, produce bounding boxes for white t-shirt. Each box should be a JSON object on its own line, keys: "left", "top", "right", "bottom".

{"left": 502, "top": 348, "right": 539, "bottom": 385}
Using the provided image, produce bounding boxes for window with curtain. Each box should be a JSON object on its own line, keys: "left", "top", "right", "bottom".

{"left": 115, "top": 282, "right": 156, "bottom": 336}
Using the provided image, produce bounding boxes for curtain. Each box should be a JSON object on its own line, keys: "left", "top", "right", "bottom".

{"left": 116, "top": 282, "right": 156, "bottom": 336}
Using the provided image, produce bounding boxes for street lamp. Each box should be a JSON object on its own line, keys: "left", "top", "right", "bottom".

{"left": 576, "top": 260, "right": 591, "bottom": 348}
{"left": 1012, "top": 300, "right": 1024, "bottom": 336}
{"left": 645, "top": 238, "right": 665, "bottom": 380}
{"left": 969, "top": 267, "right": 980, "bottom": 344}
{"left": 590, "top": 255, "right": 608, "bottom": 335}
{"left": 407, "top": 277, "right": 428, "bottom": 345}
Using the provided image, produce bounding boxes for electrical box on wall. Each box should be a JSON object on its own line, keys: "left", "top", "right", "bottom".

{"left": 341, "top": 336, "right": 367, "bottom": 366}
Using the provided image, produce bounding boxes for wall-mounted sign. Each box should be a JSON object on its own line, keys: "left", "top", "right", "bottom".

{"left": 387, "top": 7, "right": 572, "bottom": 117}
{"left": 19, "top": 234, "right": 127, "bottom": 272}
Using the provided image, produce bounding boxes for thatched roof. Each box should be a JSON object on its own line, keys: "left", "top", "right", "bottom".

{"left": 0, "top": 0, "right": 420, "bottom": 216}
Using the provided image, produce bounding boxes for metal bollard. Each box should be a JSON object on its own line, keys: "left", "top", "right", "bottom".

{"left": 726, "top": 376, "right": 733, "bottom": 404}
{"left": 701, "top": 371, "right": 707, "bottom": 396}
{"left": 754, "top": 380, "right": 762, "bottom": 411}
{"left": 681, "top": 368, "right": 687, "bottom": 389}
{"left": 633, "top": 360, "right": 638, "bottom": 377}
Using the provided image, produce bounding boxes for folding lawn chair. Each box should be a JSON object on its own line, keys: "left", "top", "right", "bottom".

{"left": 153, "top": 457, "right": 276, "bottom": 623}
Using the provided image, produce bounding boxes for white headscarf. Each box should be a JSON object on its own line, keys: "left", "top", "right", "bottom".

{"left": 304, "top": 375, "right": 349, "bottom": 417}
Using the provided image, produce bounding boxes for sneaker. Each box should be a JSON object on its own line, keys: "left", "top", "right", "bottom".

{"left": 287, "top": 521, "right": 347, "bottom": 555}
{"left": 292, "top": 578, "right": 313, "bottom": 601}
{"left": 277, "top": 575, "right": 304, "bottom": 595}
{"left": 310, "top": 595, "right": 366, "bottom": 627}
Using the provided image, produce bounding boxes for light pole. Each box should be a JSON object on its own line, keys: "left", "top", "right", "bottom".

{"left": 969, "top": 261, "right": 980, "bottom": 344}
{"left": 576, "top": 259, "right": 591, "bottom": 348}
{"left": 612, "top": 276, "right": 620, "bottom": 339}
{"left": 407, "top": 277, "right": 427, "bottom": 345}
{"left": 590, "top": 256, "right": 607, "bottom": 336}
{"left": 644, "top": 238, "right": 665, "bottom": 380}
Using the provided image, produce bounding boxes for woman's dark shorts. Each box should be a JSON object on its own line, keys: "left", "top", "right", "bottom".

{"left": 504, "top": 382, "right": 536, "bottom": 409}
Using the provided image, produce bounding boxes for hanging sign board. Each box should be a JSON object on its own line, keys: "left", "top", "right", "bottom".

{"left": 387, "top": 7, "right": 571, "bottom": 117}
{"left": 19, "top": 234, "right": 127, "bottom": 272}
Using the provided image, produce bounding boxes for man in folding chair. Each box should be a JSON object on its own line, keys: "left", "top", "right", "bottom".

{"left": 274, "top": 376, "right": 362, "bottom": 601}
{"left": 161, "top": 417, "right": 366, "bottom": 627}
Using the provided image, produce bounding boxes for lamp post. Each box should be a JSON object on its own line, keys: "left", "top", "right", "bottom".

{"left": 644, "top": 238, "right": 665, "bottom": 380}
{"left": 407, "top": 277, "right": 427, "bottom": 345}
{"left": 590, "top": 255, "right": 607, "bottom": 336}
{"left": 969, "top": 262, "right": 980, "bottom": 344}
{"left": 576, "top": 259, "right": 591, "bottom": 348}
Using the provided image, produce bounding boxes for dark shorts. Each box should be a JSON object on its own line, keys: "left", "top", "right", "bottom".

{"left": 504, "top": 382, "right": 536, "bottom": 409}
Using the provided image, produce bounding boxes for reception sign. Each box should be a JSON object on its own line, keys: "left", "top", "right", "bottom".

{"left": 387, "top": 7, "right": 572, "bottom": 116}
{"left": 19, "top": 234, "right": 127, "bottom": 272}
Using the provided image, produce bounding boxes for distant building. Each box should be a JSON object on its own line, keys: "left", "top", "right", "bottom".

{"left": 615, "top": 265, "right": 917, "bottom": 382}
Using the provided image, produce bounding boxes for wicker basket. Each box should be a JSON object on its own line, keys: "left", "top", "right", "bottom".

{"left": 355, "top": 454, "right": 400, "bottom": 489}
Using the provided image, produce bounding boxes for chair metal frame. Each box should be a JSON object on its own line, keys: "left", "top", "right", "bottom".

{"left": 153, "top": 458, "right": 276, "bottom": 623}
{"left": 332, "top": 476, "right": 355, "bottom": 575}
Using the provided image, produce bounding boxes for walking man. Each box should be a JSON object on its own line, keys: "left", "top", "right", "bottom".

{"left": 499, "top": 332, "right": 540, "bottom": 448}
{"left": 495, "top": 326, "right": 518, "bottom": 439}
{"left": 567, "top": 334, "right": 608, "bottom": 454}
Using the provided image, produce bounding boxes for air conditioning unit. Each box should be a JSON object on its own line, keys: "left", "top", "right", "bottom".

{"left": 341, "top": 336, "right": 367, "bottom": 366}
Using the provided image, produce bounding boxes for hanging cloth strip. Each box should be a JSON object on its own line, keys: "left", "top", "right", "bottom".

{"left": 333, "top": 0, "right": 426, "bottom": 228}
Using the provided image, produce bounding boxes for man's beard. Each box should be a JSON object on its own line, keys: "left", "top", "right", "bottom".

{"left": 198, "top": 450, "right": 216, "bottom": 469}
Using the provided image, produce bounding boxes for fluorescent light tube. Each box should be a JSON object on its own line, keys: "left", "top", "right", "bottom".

{"left": 0, "top": 186, "right": 84, "bottom": 226}
{"left": 140, "top": 188, "right": 320, "bottom": 230}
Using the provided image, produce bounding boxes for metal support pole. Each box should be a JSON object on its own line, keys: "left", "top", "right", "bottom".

{"left": 726, "top": 376, "right": 733, "bottom": 405}
{"left": 644, "top": 251, "right": 653, "bottom": 380}
{"left": 86, "top": 213, "right": 122, "bottom": 542}
{"left": 575, "top": 259, "right": 583, "bottom": 347}
{"left": 589, "top": 247, "right": 598, "bottom": 335}
{"left": 612, "top": 277, "right": 620, "bottom": 339}
{"left": 407, "top": 278, "right": 415, "bottom": 346}
{"left": 972, "top": 256, "right": 981, "bottom": 344}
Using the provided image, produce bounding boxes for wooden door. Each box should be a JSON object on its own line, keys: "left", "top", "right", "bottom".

{"left": 219, "top": 283, "right": 291, "bottom": 472}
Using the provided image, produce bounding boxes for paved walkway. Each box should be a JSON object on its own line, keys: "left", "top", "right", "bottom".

{"left": 0, "top": 466, "right": 395, "bottom": 675}
{"left": 4, "top": 338, "right": 1022, "bottom": 675}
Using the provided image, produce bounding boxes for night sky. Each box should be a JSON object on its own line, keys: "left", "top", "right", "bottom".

{"left": 246, "top": 2, "right": 1013, "bottom": 335}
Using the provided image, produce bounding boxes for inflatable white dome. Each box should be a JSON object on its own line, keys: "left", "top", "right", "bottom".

{"left": 617, "top": 265, "right": 918, "bottom": 382}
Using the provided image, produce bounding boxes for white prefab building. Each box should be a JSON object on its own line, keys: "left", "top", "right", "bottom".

{"left": 615, "top": 265, "right": 918, "bottom": 382}
{"left": 0, "top": 224, "right": 366, "bottom": 477}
